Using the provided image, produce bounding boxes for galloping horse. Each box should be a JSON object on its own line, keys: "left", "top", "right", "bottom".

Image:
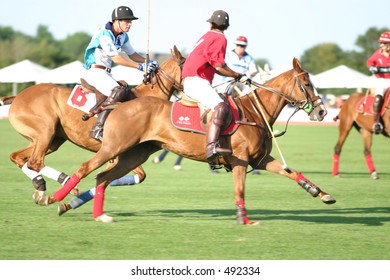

{"left": 7, "top": 46, "right": 185, "bottom": 204}
{"left": 48, "top": 57, "right": 336, "bottom": 224}
{"left": 332, "top": 89, "right": 390, "bottom": 179}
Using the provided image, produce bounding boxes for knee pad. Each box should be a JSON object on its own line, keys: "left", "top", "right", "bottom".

{"left": 213, "top": 102, "right": 232, "bottom": 128}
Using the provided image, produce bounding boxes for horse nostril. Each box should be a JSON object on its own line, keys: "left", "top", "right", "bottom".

{"left": 319, "top": 110, "right": 326, "bottom": 117}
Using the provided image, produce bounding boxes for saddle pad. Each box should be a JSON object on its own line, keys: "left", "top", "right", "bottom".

{"left": 170, "top": 97, "right": 240, "bottom": 135}
{"left": 356, "top": 94, "right": 390, "bottom": 116}
{"left": 66, "top": 85, "right": 97, "bottom": 114}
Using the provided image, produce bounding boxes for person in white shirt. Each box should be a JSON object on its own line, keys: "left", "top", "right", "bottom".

{"left": 216, "top": 35, "right": 258, "bottom": 96}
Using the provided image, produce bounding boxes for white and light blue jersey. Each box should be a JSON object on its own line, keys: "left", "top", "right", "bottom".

{"left": 214, "top": 49, "right": 258, "bottom": 95}
{"left": 83, "top": 22, "right": 136, "bottom": 69}
{"left": 224, "top": 49, "right": 258, "bottom": 77}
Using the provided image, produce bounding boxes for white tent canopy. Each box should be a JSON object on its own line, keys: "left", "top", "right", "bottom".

{"left": 311, "top": 65, "right": 375, "bottom": 89}
{"left": 36, "top": 61, "right": 85, "bottom": 84}
{"left": 0, "top": 59, "right": 50, "bottom": 95}
{"left": 0, "top": 59, "right": 49, "bottom": 83}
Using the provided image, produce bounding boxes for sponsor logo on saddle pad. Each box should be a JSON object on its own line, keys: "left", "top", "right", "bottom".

{"left": 170, "top": 98, "right": 240, "bottom": 135}
{"left": 177, "top": 115, "right": 192, "bottom": 126}
{"left": 66, "top": 85, "right": 97, "bottom": 115}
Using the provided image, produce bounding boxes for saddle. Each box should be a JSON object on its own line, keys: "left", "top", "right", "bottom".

{"left": 356, "top": 93, "right": 390, "bottom": 116}
{"left": 170, "top": 94, "right": 240, "bottom": 135}
{"left": 67, "top": 79, "right": 129, "bottom": 120}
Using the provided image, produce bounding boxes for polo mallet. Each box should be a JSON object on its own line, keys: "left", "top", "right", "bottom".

{"left": 234, "top": 85, "right": 292, "bottom": 173}
{"left": 143, "top": 0, "right": 151, "bottom": 83}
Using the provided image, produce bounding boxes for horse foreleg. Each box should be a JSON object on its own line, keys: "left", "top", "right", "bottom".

{"left": 91, "top": 144, "right": 154, "bottom": 222}
{"left": 360, "top": 129, "right": 379, "bottom": 179}
{"left": 58, "top": 165, "right": 146, "bottom": 216}
{"left": 262, "top": 155, "right": 336, "bottom": 204}
{"left": 231, "top": 158, "right": 260, "bottom": 226}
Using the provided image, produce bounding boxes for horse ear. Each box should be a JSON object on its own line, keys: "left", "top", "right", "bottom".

{"left": 293, "top": 57, "right": 302, "bottom": 72}
{"left": 171, "top": 45, "right": 183, "bottom": 60}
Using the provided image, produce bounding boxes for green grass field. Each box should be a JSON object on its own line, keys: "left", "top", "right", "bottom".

{"left": 0, "top": 119, "right": 389, "bottom": 260}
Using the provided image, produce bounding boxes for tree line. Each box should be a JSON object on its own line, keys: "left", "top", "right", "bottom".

{"left": 0, "top": 24, "right": 388, "bottom": 97}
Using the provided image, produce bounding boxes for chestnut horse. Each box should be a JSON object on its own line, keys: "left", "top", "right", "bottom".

{"left": 7, "top": 46, "right": 185, "bottom": 204}
{"left": 332, "top": 89, "right": 390, "bottom": 179}
{"left": 48, "top": 57, "right": 336, "bottom": 224}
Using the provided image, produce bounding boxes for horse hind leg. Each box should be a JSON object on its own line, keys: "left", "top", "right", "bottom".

{"left": 10, "top": 144, "right": 49, "bottom": 204}
{"left": 332, "top": 117, "right": 355, "bottom": 177}
{"left": 262, "top": 156, "right": 336, "bottom": 204}
{"left": 360, "top": 129, "right": 379, "bottom": 179}
{"left": 11, "top": 138, "right": 78, "bottom": 205}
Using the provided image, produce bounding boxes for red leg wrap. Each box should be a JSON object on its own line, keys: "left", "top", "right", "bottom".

{"left": 93, "top": 185, "right": 105, "bottom": 218}
{"left": 295, "top": 172, "right": 306, "bottom": 183}
{"left": 364, "top": 153, "right": 376, "bottom": 174}
{"left": 235, "top": 200, "right": 249, "bottom": 225}
{"left": 332, "top": 154, "right": 339, "bottom": 176}
{"left": 53, "top": 174, "right": 80, "bottom": 201}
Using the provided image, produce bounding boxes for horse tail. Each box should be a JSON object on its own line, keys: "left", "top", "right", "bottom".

{"left": 0, "top": 95, "right": 16, "bottom": 106}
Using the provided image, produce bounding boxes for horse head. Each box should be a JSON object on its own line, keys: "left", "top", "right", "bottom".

{"left": 131, "top": 45, "right": 185, "bottom": 101}
{"left": 289, "top": 58, "right": 327, "bottom": 121}
{"left": 244, "top": 58, "right": 327, "bottom": 125}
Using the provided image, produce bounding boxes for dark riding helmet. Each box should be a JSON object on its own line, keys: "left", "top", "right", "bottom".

{"left": 206, "top": 10, "right": 229, "bottom": 28}
{"left": 112, "top": 6, "right": 138, "bottom": 21}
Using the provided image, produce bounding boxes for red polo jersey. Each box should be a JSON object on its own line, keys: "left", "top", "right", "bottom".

{"left": 182, "top": 31, "right": 227, "bottom": 83}
{"left": 367, "top": 49, "right": 390, "bottom": 78}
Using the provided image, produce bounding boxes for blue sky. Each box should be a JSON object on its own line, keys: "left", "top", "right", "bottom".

{"left": 1, "top": 0, "right": 389, "bottom": 68}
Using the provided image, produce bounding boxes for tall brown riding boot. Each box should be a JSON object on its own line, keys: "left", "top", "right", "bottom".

{"left": 205, "top": 102, "right": 232, "bottom": 161}
{"left": 372, "top": 94, "right": 384, "bottom": 134}
{"left": 89, "top": 110, "right": 110, "bottom": 141}
{"left": 89, "top": 85, "right": 128, "bottom": 141}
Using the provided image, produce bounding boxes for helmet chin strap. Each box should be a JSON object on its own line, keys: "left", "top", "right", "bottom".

{"left": 116, "top": 21, "right": 127, "bottom": 33}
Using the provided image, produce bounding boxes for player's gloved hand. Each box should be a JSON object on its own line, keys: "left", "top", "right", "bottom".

{"left": 138, "top": 61, "right": 159, "bottom": 72}
{"left": 236, "top": 74, "right": 251, "bottom": 85}
{"left": 369, "top": 66, "right": 378, "bottom": 74}
{"left": 146, "top": 60, "right": 159, "bottom": 73}
{"left": 137, "top": 63, "right": 145, "bottom": 71}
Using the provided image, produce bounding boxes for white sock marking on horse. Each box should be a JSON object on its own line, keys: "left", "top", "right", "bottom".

{"left": 40, "top": 166, "right": 63, "bottom": 181}
{"left": 21, "top": 163, "right": 40, "bottom": 180}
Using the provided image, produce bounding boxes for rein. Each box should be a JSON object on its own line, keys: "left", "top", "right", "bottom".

{"left": 156, "top": 66, "right": 183, "bottom": 92}
{"left": 234, "top": 70, "right": 322, "bottom": 136}
{"left": 133, "top": 56, "right": 185, "bottom": 98}
{"left": 251, "top": 72, "right": 312, "bottom": 110}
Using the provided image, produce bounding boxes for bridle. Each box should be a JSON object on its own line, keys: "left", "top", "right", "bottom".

{"left": 249, "top": 70, "right": 323, "bottom": 114}
{"left": 143, "top": 56, "right": 185, "bottom": 98}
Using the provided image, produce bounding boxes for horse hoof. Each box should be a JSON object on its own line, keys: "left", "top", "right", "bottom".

{"left": 58, "top": 203, "right": 72, "bottom": 216}
{"left": 321, "top": 194, "right": 336, "bottom": 204}
{"left": 33, "top": 191, "right": 55, "bottom": 206}
{"left": 70, "top": 187, "right": 80, "bottom": 196}
{"left": 32, "top": 190, "right": 42, "bottom": 204}
{"left": 371, "top": 171, "right": 379, "bottom": 180}
{"left": 94, "top": 214, "right": 114, "bottom": 223}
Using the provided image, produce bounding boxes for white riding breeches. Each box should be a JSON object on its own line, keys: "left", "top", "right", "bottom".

{"left": 81, "top": 68, "right": 119, "bottom": 96}
{"left": 371, "top": 76, "right": 390, "bottom": 96}
{"left": 183, "top": 76, "right": 224, "bottom": 110}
